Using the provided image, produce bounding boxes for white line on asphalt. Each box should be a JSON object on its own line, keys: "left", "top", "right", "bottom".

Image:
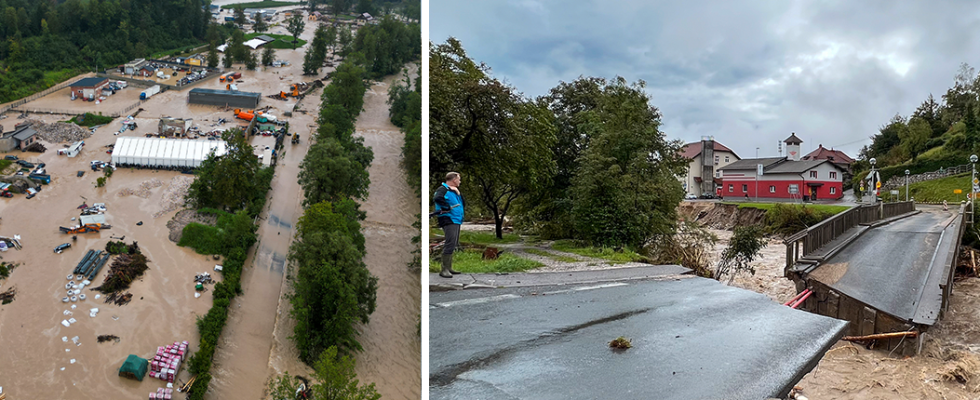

{"left": 541, "top": 282, "right": 629, "bottom": 296}
{"left": 434, "top": 294, "right": 521, "bottom": 308}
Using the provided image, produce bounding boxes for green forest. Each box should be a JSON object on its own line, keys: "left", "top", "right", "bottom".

{"left": 857, "top": 63, "right": 980, "bottom": 194}
{"left": 0, "top": 0, "right": 210, "bottom": 103}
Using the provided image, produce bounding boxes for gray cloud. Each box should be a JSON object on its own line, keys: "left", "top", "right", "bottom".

{"left": 430, "top": 0, "right": 980, "bottom": 159}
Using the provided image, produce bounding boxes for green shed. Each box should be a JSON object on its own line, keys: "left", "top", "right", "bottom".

{"left": 118, "top": 354, "right": 148, "bottom": 381}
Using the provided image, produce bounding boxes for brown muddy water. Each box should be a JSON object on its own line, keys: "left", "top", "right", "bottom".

{"left": 0, "top": 19, "right": 420, "bottom": 400}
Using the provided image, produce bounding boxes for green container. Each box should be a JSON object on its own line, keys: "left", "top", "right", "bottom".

{"left": 195, "top": 283, "right": 204, "bottom": 291}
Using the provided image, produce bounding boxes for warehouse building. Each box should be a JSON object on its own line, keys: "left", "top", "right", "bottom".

{"left": 110, "top": 137, "right": 227, "bottom": 169}
{"left": 188, "top": 88, "right": 261, "bottom": 108}
{"left": 70, "top": 77, "right": 110, "bottom": 99}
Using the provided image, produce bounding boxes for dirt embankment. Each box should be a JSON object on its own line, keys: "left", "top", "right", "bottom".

{"left": 677, "top": 201, "right": 768, "bottom": 230}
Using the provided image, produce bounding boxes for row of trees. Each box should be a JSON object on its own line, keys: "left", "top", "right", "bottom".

{"left": 431, "top": 38, "right": 688, "bottom": 248}
{"left": 350, "top": 15, "right": 420, "bottom": 79}
{"left": 308, "top": 0, "right": 420, "bottom": 21}
{"left": 180, "top": 130, "right": 274, "bottom": 399}
{"left": 291, "top": 59, "right": 377, "bottom": 363}
{"left": 0, "top": 0, "right": 211, "bottom": 102}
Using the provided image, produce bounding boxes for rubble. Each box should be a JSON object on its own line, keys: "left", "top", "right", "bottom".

{"left": 153, "top": 176, "right": 194, "bottom": 218}
{"left": 20, "top": 119, "right": 92, "bottom": 143}
{"left": 118, "top": 179, "right": 164, "bottom": 198}
{"left": 97, "top": 334, "right": 119, "bottom": 343}
{"left": 0, "top": 287, "right": 14, "bottom": 303}
{"left": 103, "top": 291, "right": 133, "bottom": 306}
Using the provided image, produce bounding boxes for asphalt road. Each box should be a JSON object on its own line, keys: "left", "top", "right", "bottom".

{"left": 430, "top": 277, "right": 848, "bottom": 400}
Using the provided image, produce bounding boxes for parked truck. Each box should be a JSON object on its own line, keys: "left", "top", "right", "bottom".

{"left": 140, "top": 85, "right": 161, "bottom": 100}
{"left": 224, "top": 16, "right": 235, "bottom": 22}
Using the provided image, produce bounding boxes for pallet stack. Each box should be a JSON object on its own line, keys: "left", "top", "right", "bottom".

{"left": 147, "top": 340, "right": 187, "bottom": 383}
{"left": 149, "top": 387, "right": 174, "bottom": 399}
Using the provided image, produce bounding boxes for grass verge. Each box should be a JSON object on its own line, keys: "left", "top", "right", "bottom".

{"left": 523, "top": 248, "right": 578, "bottom": 262}
{"left": 150, "top": 42, "right": 207, "bottom": 60}
{"left": 882, "top": 172, "right": 972, "bottom": 203}
{"left": 430, "top": 227, "right": 521, "bottom": 246}
{"left": 244, "top": 32, "right": 308, "bottom": 49}
{"left": 429, "top": 249, "right": 542, "bottom": 274}
{"left": 550, "top": 240, "right": 644, "bottom": 263}
{"left": 728, "top": 202, "right": 850, "bottom": 215}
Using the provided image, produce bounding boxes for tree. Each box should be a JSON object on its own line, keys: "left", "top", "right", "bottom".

{"left": 868, "top": 114, "right": 905, "bottom": 162}
{"left": 207, "top": 42, "right": 219, "bottom": 68}
{"left": 233, "top": 6, "right": 246, "bottom": 29}
{"left": 337, "top": 26, "right": 352, "bottom": 56}
{"left": 186, "top": 130, "right": 261, "bottom": 211}
{"left": 356, "top": 0, "right": 375, "bottom": 15}
{"left": 252, "top": 13, "right": 267, "bottom": 33}
{"left": 245, "top": 50, "right": 257, "bottom": 70}
{"left": 267, "top": 346, "right": 381, "bottom": 400}
{"left": 222, "top": 49, "right": 233, "bottom": 68}
{"left": 303, "top": 46, "right": 318, "bottom": 75}
{"left": 286, "top": 15, "right": 306, "bottom": 50}
{"left": 261, "top": 46, "right": 275, "bottom": 66}
{"left": 230, "top": 29, "right": 247, "bottom": 63}
{"left": 913, "top": 94, "right": 945, "bottom": 138}
{"left": 900, "top": 117, "right": 931, "bottom": 161}
{"left": 966, "top": 103, "right": 979, "bottom": 144}
{"left": 332, "top": 0, "right": 353, "bottom": 15}
{"left": 715, "top": 225, "right": 766, "bottom": 283}
{"left": 298, "top": 138, "right": 372, "bottom": 206}
{"left": 429, "top": 38, "right": 557, "bottom": 238}
{"left": 568, "top": 78, "right": 687, "bottom": 248}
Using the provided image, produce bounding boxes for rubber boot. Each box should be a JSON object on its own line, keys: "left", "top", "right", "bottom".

{"left": 439, "top": 254, "right": 453, "bottom": 278}
{"left": 446, "top": 253, "right": 461, "bottom": 274}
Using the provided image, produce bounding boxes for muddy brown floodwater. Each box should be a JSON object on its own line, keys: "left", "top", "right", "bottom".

{"left": 0, "top": 11, "right": 419, "bottom": 400}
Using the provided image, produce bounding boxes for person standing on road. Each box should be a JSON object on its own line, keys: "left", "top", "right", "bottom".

{"left": 433, "top": 172, "right": 464, "bottom": 278}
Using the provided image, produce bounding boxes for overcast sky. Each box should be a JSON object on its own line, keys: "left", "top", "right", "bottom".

{"left": 429, "top": 1, "right": 980, "bottom": 160}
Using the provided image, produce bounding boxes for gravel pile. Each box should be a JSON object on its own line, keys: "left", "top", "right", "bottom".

{"left": 153, "top": 176, "right": 194, "bottom": 218}
{"left": 117, "top": 178, "right": 164, "bottom": 198}
{"left": 23, "top": 119, "right": 92, "bottom": 143}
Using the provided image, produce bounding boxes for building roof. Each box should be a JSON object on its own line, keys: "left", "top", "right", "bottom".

{"left": 70, "top": 77, "right": 108, "bottom": 88}
{"left": 679, "top": 141, "right": 739, "bottom": 160}
{"left": 189, "top": 88, "right": 262, "bottom": 98}
{"left": 784, "top": 132, "right": 803, "bottom": 145}
{"left": 802, "top": 144, "right": 855, "bottom": 164}
{"left": 11, "top": 125, "right": 36, "bottom": 141}
{"left": 765, "top": 159, "right": 836, "bottom": 174}
{"left": 255, "top": 35, "right": 275, "bottom": 42}
{"left": 720, "top": 157, "right": 785, "bottom": 171}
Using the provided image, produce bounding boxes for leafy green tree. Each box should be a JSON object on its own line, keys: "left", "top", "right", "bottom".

{"left": 245, "top": 50, "right": 257, "bottom": 70}
{"left": 966, "top": 102, "right": 979, "bottom": 144}
{"left": 234, "top": 6, "right": 246, "bottom": 29}
{"left": 356, "top": 0, "right": 375, "bottom": 15}
{"left": 287, "top": 14, "right": 306, "bottom": 50}
{"left": 868, "top": 114, "right": 906, "bottom": 162}
{"left": 222, "top": 49, "right": 233, "bottom": 68}
{"left": 332, "top": 0, "right": 353, "bottom": 15}
{"left": 298, "top": 138, "right": 373, "bottom": 206}
{"left": 303, "top": 46, "right": 318, "bottom": 75}
{"left": 230, "top": 29, "right": 247, "bottom": 63}
{"left": 900, "top": 117, "right": 932, "bottom": 161}
{"left": 207, "top": 42, "right": 220, "bottom": 68}
{"left": 261, "top": 46, "right": 275, "bottom": 66}
{"left": 252, "top": 13, "right": 267, "bottom": 33}
{"left": 715, "top": 225, "right": 766, "bottom": 283}
{"left": 186, "top": 130, "right": 261, "bottom": 211}
{"left": 267, "top": 346, "right": 380, "bottom": 400}
{"left": 321, "top": 61, "right": 366, "bottom": 119}
{"left": 568, "top": 78, "right": 687, "bottom": 248}
{"left": 430, "top": 38, "right": 557, "bottom": 238}
{"left": 337, "top": 26, "right": 353, "bottom": 56}
{"left": 913, "top": 94, "right": 946, "bottom": 138}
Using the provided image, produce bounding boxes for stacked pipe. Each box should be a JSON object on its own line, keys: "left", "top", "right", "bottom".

{"left": 149, "top": 387, "right": 174, "bottom": 400}
{"left": 784, "top": 289, "right": 813, "bottom": 309}
{"left": 148, "top": 341, "right": 187, "bottom": 383}
{"left": 73, "top": 250, "right": 97, "bottom": 274}
{"left": 87, "top": 253, "right": 111, "bottom": 280}
{"left": 78, "top": 251, "right": 104, "bottom": 277}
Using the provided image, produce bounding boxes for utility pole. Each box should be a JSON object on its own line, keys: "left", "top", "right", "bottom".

{"left": 869, "top": 158, "right": 878, "bottom": 205}
{"left": 905, "top": 169, "right": 910, "bottom": 202}
{"left": 972, "top": 155, "right": 978, "bottom": 224}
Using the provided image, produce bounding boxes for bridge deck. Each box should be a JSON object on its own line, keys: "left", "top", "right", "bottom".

{"left": 809, "top": 210, "right": 959, "bottom": 325}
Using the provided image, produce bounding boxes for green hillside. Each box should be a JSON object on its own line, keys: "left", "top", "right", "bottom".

{"left": 882, "top": 173, "right": 973, "bottom": 203}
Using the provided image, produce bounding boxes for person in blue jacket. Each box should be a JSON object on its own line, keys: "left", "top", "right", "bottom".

{"left": 433, "top": 172, "right": 464, "bottom": 278}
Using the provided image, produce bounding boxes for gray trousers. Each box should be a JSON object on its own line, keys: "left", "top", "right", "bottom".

{"left": 443, "top": 224, "right": 461, "bottom": 255}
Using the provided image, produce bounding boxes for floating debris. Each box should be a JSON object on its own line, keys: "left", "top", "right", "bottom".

{"left": 97, "top": 334, "right": 120, "bottom": 344}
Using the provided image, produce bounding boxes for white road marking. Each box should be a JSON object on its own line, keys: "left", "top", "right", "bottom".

{"left": 434, "top": 294, "right": 520, "bottom": 308}
{"left": 541, "top": 282, "right": 629, "bottom": 295}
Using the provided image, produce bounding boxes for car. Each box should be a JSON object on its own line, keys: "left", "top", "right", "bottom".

{"left": 684, "top": 194, "right": 698, "bottom": 200}
{"left": 16, "top": 160, "right": 33, "bottom": 168}
{"left": 0, "top": 192, "right": 11, "bottom": 198}
{"left": 4, "top": 155, "right": 18, "bottom": 161}
{"left": 699, "top": 193, "right": 718, "bottom": 200}
{"left": 54, "top": 243, "right": 71, "bottom": 253}
{"left": 26, "top": 193, "right": 35, "bottom": 199}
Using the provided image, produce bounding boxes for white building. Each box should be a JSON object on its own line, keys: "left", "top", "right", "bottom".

{"left": 110, "top": 137, "right": 227, "bottom": 169}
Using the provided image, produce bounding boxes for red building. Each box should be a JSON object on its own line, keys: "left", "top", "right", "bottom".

{"left": 718, "top": 133, "right": 845, "bottom": 200}
{"left": 69, "top": 77, "right": 109, "bottom": 100}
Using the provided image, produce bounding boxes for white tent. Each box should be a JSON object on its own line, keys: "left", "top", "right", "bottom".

{"left": 110, "top": 137, "right": 227, "bottom": 169}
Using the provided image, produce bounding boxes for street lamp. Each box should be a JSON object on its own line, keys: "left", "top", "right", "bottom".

{"left": 905, "top": 169, "right": 910, "bottom": 202}
{"left": 870, "top": 158, "right": 877, "bottom": 204}
{"left": 972, "top": 154, "right": 978, "bottom": 223}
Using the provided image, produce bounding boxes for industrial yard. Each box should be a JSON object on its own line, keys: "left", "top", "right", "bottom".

{"left": 0, "top": 7, "right": 420, "bottom": 399}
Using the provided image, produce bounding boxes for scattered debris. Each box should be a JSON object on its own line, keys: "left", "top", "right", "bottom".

{"left": 153, "top": 176, "right": 194, "bottom": 218}
{"left": 0, "top": 287, "right": 14, "bottom": 304}
{"left": 609, "top": 336, "right": 632, "bottom": 350}
{"left": 20, "top": 119, "right": 92, "bottom": 143}
{"left": 103, "top": 291, "right": 134, "bottom": 306}
{"left": 97, "top": 334, "right": 120, "bottom": 343}
{"left": 118, "top": 179, "right": 164, "bottom": 198}
{"left": 483, "top": 247, "right": 502, "bottom": 260}
{"left": 94, "top": 249, "right": 148, "bottom": 294}
{"left": 841, "top": 331, "right": 918, "bottom": 343}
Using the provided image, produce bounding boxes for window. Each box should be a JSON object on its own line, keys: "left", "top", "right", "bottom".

{"left": 830, "top": 187, "right": 837, "bottom": 194}
{"left": 809, "top": 171, "right": 818, "bottom": 178}
{"left": 742, "top": 184, "right": 748, "bottom": 192}
{"left": 715, "top": 156, "right": 719, "bottom": 162}
{"left": 769, "top": 186, "right": 776, "bottom": 193}
{"left": 715, "top": 171, "right": 721, "bottom": 178}
{"left": 830, "top": 172, "right": 838, "bottom": 179}
{"left": 728, "top": 184, "right": 734, "bottom": 193}
{"left": 725, "top": 156, "right": 730, "bottom": 162}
